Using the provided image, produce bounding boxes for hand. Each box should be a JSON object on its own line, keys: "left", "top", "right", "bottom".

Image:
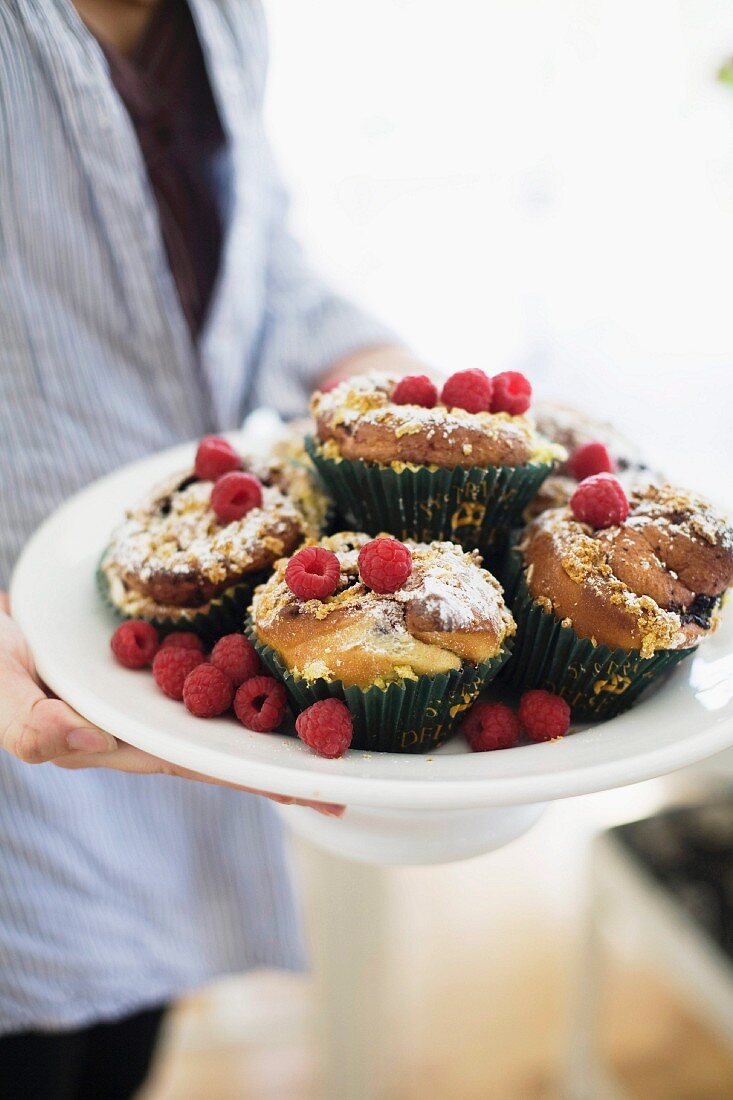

{"left": 0, "top": 593, "right": 343, "bottom": 816}
{"left": 319, "top": 344, "right": 431, "bottom": 389}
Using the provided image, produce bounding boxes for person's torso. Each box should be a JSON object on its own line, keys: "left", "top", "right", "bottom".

{"left": 95, "top": 0, "right": 228, "bottom": 340}
{"left": 0, "top": 4, "right": 302, "bottom": 1034}
{"left": 0, "top": 0, "right": 274, "bottom": 584}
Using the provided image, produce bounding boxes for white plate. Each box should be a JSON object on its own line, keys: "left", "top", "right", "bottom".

{"left": 10, "top": 437, "right": 733, "bottom": 815}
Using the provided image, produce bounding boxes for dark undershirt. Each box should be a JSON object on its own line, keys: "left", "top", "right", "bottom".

{"left": 93, "top": 0, "right": 227, "bottom": 339}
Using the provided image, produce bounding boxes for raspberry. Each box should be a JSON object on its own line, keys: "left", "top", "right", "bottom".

{"left": 491, "top": 371, "right": 532, "bottom": 415}
{"left": 211, "top": 634, "right": 261, "bottom": 686}
{"left": 160, "top": 632, "right": 205, "bottom": 653}
{"left": 285, "top": 546, "right": 341, "bottom": 600}
{"left": 194, "top": 435, "right": 242, "bottom": 481}
{"left": 320, "top": 376, "right": 344, "bottom": 394}
{"left": 358, "top": 537, "right": 412, "bottom": 594}
{"left": 392, "top": 374, "right": 438, "bottom": 408}
{"left": 570, "top": 473, "right": 629, "bottom": 529}
{"left": 234, "top": 675, "right": 287, "bottom": 732}
{"left": 295, "top": 698, "right": 353, "bottom": 758}
{"left": 182, "top": 663, "right": 235, "bottom": 717}
{"left": 568, "top": 441, "right": 615, "bottom": 481}
{"left": 441, "top": 369, "right": 493, "bottom": 414}
{"left": 153, "top": 646, "right": 206, "bottom": 700}
{"left": 110, "top": 620, "right": 159, "bottom": 669}
{"left": 461, "top": 701, "right": 521, "bottom": 752}
{"left": 519, "top": 690, "right": 571, "bottom": 742}
{"left": 211, "top": 471, "right": 263, "bottom": 524}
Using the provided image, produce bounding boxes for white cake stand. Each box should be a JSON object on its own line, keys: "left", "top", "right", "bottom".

{"left": 11, "top": 437, "right": 733, "bottom": 864}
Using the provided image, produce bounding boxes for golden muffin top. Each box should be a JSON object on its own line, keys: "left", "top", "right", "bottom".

{"left": 252, "top": 532, "right": 515, "bottom": 689}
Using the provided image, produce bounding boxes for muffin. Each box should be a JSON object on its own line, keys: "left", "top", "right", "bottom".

{"left": 501, "top": 483, "right": 733, "bottom": 719}
{"left": 99, "top": 445, "right": 330, "bottom": 643}
{"left": 306, "top": 372, "right": 564, "bottom": 557}
{"left": 525, "top": 401, "right": 658, "bottom": 520}
{"left": 248, "top": 532, "right": 516, "bottom": 753}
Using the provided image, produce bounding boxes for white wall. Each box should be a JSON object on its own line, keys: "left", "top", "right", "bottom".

{"left": 265, "top": 0, "right": 733, "bottom": 497}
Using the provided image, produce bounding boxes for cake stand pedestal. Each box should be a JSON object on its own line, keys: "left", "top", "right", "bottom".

{"left": 278, "top": 800, "right": 547, "bottom": 864}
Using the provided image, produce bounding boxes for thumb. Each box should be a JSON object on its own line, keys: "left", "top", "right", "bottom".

{"left": 0, "top": 661, "right": 117, "bottom": 764}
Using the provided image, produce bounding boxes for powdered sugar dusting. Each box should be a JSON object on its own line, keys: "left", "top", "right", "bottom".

{"left": 396, "top": 541, "right": 509, "bottom": 632}
{"left": 253, "top": 532, "right": 515, "bottom": 649}
{"left": 101, "top": 449, "right": 329, "bottom": 610}
{"left": 311, "top": 372, "right": 563, "bottom": 463}
{"left": 104, "top": 475, "right": 302, "bottom": 585}
{"left": 523, "top": 481, "right": 733, "bottom": 656}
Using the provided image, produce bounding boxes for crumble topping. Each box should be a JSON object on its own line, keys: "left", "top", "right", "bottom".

{"left": 311, "top": 373, "right": 564, "bottom": 465}
{"left": 522, "top": 483, "right": 733, "bottom": 657}
{"left": 252, "top": 532, "right": 515, "bottom": 677}
{"left": 101, "top": 452, "right": 329, "bottom": 612}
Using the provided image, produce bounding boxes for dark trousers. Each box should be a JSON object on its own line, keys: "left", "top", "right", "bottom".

{"left": 0, "top": 1004, "right": 167, "bottom": 1100}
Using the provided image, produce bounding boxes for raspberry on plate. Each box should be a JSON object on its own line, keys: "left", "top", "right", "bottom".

{"left": 462, "top": 701, "right": 521, "bottom": 752}
{"left": 194, "top": 435, "right": 242, "bottom": 482}
{"left": 211, "top": 634, "right": 261, "bottom": 686}
{"left": 234, "top": 675, "right": 287, "bottom": 732}
{"left": 160, "top": 632, "right": 205, "bottom": 653}
{"left": 570, "top": 473, "right": 629, "bottom": 529}
{"left": 182, "top": 663, "right": 235, "bottom": 717}
{"left": 285, "top": 546, "right": 341, "bottom": 600}
{"left": 490, "top": 371, "right": 532, "bottom": 415}
{"left": 519, "top": 690, "right": 571, "bottom": 742}
{"left": 211, "top": 471, "right": 263, "bottom": 524}
{"left": 392, "top": 374, "right": 438, "bottom": 408}
{"left": 440, "top": 368, "right": 493, "bottom": 414}
{"left": 568, "top": 440, "right": 615, "bottom": 481}
{"left": 153, "top": 646, "right": 205, "bottom": 700}
{"left": 295, "top": 698, "right": 353, "bottom": 758}
{"left": 357, "top": 537, "right": 412, "bottom": 594}
{"left": 111, "top": 620, "right": 159, "bottom": 669}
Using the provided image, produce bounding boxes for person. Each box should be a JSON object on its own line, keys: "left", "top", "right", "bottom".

{"left": 0, "top": 1, "right": 422, "bottom": 1095}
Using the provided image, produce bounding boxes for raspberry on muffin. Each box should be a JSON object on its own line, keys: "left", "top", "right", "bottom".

{"left": 501, "top": 483, "right": 733, "bottom": 718}
{"left": 524, "top": 484, "right": 733, "bottom": 655}
{"left": 567, "top": 440, "right": 615, "bottom": 481}
{"left": 311, "top": 371, "right": 559, "bottom": 471}
{"left": 357, "top": 538, "right": 413, "bottom": 594}
{"left": 570, "top": 473, "right": 630, "bottom": 528}
{"left": 306, "top": 372, "right": 564, "bottom": 556}
{"left": 99, "top": 441, "right": 331, "bottom": 641}
{"left": 441, "top": 369, "right": 494, "bottom": 414}
{"left": 249, "top": 532, "right": 516, "bottom": 753}
{"left": 524, "top": 401, "right": 660, "bottom": 521}
{"left": 392, "top": 374, "right": 438, "bottom": 408}
{"left": 285, "top": 546, "right": 341, "bottom": 600}
{"left": 194, "top": 436, "right": 242, "bottom": 481}
{"left": 491, "top": 371, "right": 532, "bottom": 415}
{"left": 210, "top": 471, "right": 263, "bottom": 524}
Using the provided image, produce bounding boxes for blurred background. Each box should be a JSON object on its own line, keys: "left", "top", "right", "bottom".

{"left": 140, "top": 1, "right": 733, "bottom": 1096}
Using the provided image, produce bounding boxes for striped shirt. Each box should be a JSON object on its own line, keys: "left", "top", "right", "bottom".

{"left": 0, "top": 0, "right": 392, "bottom": 1034}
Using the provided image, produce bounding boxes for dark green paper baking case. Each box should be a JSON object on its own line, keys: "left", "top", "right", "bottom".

{"left": 498, "top": 544, "right": 695, "bottom": 721}
{"left": 245, "top": 619, "right": 512, "bottom": 754}
{"left": 97, "top": 559, "right": 268, "bottom": 646}
{"left": 304, "top": 436, "right": 555, "bottom": 555}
